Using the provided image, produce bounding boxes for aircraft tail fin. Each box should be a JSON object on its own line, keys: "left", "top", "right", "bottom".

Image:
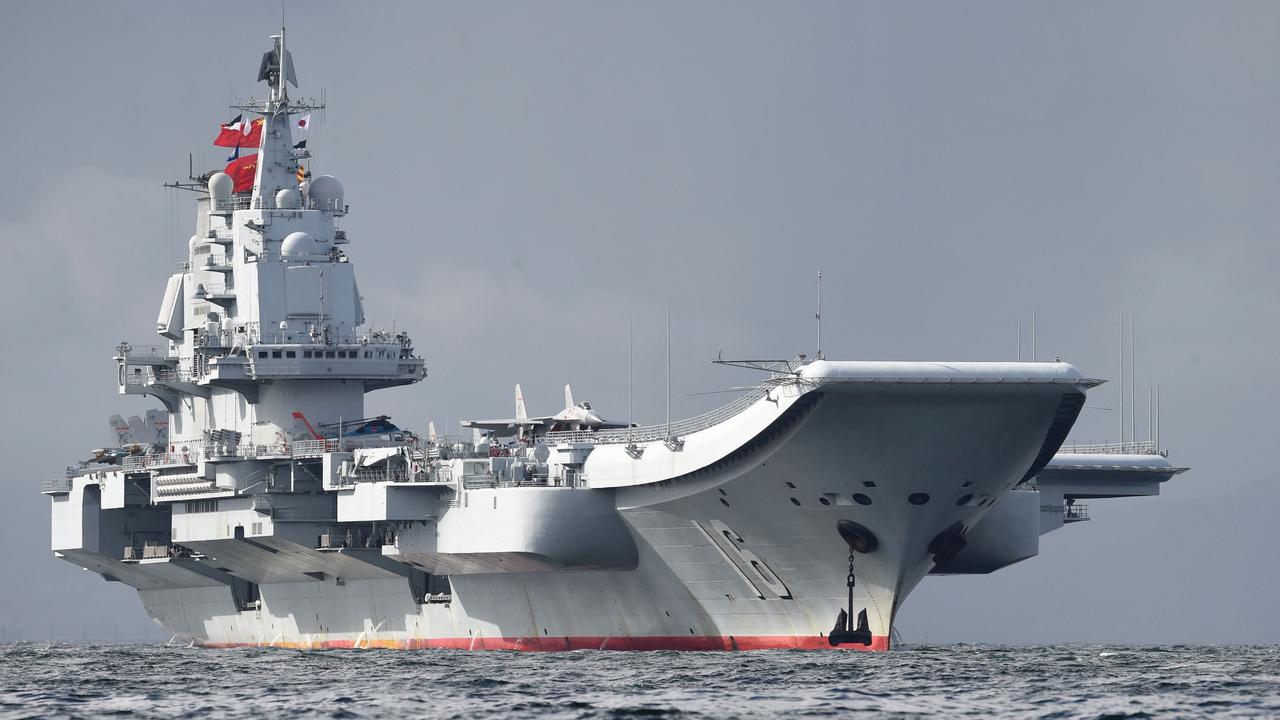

{"left": 515, "top": 384, "right": 527, "bottom": 421}
{"left": 109, "top": 415, "right": 132, "bottom": 445}
{"left": 126, "top": 416, "right": 149, "bottom": 446}
{"left": 145, "top": 408, "right": 169, "bottom": 443}
{"left": 565, "top": 384, "right": 574, "bottom": 410}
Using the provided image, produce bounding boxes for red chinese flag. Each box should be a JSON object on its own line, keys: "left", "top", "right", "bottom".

{"left": 224, "top": 153, "right": 258, "bottom": 193}
{"left": 213, "top": 117, "right": 264, "bottom": 148}
{"left": 239, "top": 118, "right": 264, "bottom": 147}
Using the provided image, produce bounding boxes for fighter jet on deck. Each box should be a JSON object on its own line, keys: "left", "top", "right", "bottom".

{"left": 87, "top": 410, "right": 168, "bottom": 465}
{"left": 462, "top": 384, "right": 630, "bottom": 437}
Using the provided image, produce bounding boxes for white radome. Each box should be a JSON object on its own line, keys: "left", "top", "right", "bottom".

{"left": 207, "top": 172, "right": 233, "bottom": 199}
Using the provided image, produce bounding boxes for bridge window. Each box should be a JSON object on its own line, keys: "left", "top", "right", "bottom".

{"left": 325, "top": 351, "right": 336, "bottom": 358}
{"left": 286, "top": 351, "right": 296, "bottom": 358}
{"left": 271, "top": 351, "right": 282, "bottom": 359}
{"left": 257, "top": 351, "right": 267, "bottom": 359}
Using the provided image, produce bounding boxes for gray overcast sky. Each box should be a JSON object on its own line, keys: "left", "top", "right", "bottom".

{"left": 0, "top": 1, "right": 1276, "bottom": 644}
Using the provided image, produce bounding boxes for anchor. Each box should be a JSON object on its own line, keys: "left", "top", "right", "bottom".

{"left": 828, "top": 520, "right": 876, "bottom": 647}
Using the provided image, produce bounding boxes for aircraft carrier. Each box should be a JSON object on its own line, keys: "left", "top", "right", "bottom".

{"left": 44, "top": 30, "right": 1187, "bottom": 650}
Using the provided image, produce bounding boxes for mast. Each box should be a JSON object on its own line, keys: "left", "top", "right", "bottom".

{"left": 1130, "top": 317, "right": 1137, "bottom": 446}
{"left": 627, "top": 317, "right": 633, "bottom": 444}
{"left": 815, "top": 269, "right": 823, "bottom": 361}
{"left": 278, "top": 26, "right": 288, "bottom": 102}
{"left": 1031, "top": 311, "right": 1037, "bottom": 362}
{"left": 1119, "top": 312, "right": 1125, "bottom": 443}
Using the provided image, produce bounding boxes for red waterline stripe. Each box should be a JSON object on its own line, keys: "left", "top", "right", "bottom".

{"left": 201, "top": 634, "right": 890, "bottom": 652}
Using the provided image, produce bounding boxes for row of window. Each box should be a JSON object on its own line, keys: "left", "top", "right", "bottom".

{"left": 255, "top": 348, "right": 392, "bottom": 360}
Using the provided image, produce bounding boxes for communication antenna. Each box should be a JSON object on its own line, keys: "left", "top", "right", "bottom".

{"left": 1152, "top": 381, "right": 1162, "bottom": 443}
{"left": 1031, "top": 311, "right": 1037, "bottom": 362}
{"left": 628, "top": 317, "right": 633, "bottom": 443}
{"left": 1017, "top": 319, "right": 1022, "bottom": 361}
{"left": 815, "top": 269, "right": 823, "bottom": 361}
{"left": 1130, "top": 316, "right": 1137, "bottom": 446}
{"left": 1156, "top": 385, "right": 1161, "bottom": 452}
{"left": 1119, "top": 312, "right": 1125, "bottom": 443}
{"left": 665, "top": 308, "right": 671, "bottom": 438}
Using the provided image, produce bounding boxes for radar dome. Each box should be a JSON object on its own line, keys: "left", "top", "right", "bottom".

{"left": 281, "top": 231, "right": 318, "bottom": 257}
{"left": 308, "top": 175, "right": 344, "bottom": 211}
{"left": 275, "top": 188, "right": 300, "bottom": 209}
{"left": 207, "top": 172, "right": 233, "bottom": 200}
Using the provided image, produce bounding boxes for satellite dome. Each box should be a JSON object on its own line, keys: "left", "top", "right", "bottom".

{"left": 308, "top": 175, "right": 344, "bottom": 211}
{"left": 275, "top": 188, "right": 300, "bottom": 209}
{"left": 207, "top": 172, "right": 233, "bottom": 200}
{"left": 281, "top": 231, "right": 318, "bottom": 257}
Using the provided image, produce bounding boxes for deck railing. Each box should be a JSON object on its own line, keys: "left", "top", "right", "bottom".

{"left": 1057, "top": 441, "right": 1163, "bottom": 456}
{"left": 41, "top": 477, "right": 72, "bottom": 494}
{"left": 1040, "top": 504, "right": 1091, "bottom": 522}
{"left": 212, "top": 195, "right": 346, "bottom": 213}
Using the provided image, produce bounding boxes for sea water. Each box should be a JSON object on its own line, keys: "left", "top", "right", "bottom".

{"left": 1, "top": 643, "right": 1276, "bottom": 718}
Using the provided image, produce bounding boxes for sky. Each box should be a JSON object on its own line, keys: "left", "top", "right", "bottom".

{"left": 0, "top": 1, "right": 1276, "bottom": 644}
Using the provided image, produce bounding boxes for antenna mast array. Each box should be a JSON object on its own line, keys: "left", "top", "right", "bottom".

{"left": 815, "top": 269, "right": 823, "bottom": 361}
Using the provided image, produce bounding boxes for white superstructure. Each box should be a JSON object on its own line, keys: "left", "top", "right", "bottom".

{"left": 44, "top": 31, "right": 1186, "bottom": 650}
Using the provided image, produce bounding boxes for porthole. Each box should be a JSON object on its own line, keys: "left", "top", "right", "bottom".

{"left": 862, "top": 481, "right": 876, "bottom": 488}
{"left": 852, "top": 493, "right": 872, "bottom": 506}
{"left": 785, "top": 481, "right": 796, "bottom": 489}
{"left": 818, "top": 497, "right": 831, "bottom": 506}
{"left": 718, "top": 488, "right": 727, "bottom": 496}
{"left": 790, "top": 497, "right": 801, "bottom": 506}
{"left": 956, "top": 494, "right": 973, "bottom": 506}
{"left": 908, "top": 493, "right": 930, "bottom": 505}
{"left": 961, "top": 481, "right": 974, "bottom": 488}
{"left": 720, "top": 498, "right": 730, "bottom": 507}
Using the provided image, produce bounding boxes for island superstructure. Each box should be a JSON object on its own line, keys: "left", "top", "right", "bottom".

{"left": 44, "top": 30, "right": 1186, "bottom": 650}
